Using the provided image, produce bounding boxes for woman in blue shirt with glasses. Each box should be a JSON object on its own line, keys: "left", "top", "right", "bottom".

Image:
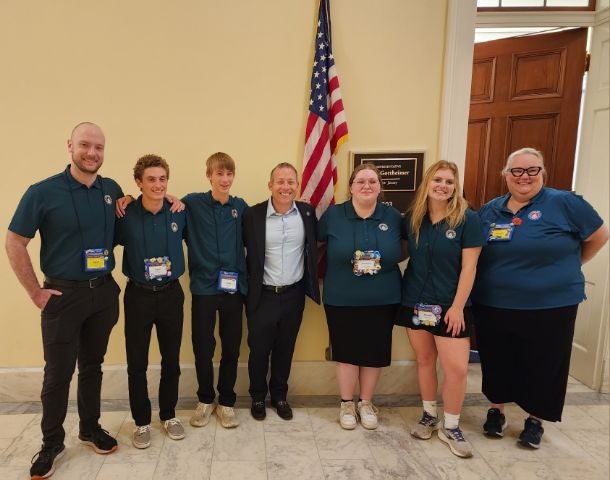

{"left": 472, "top": 147, "right": 608, "bottom": 449}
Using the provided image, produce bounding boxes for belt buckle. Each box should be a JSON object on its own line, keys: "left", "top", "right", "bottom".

{"left": 274, "top": 286, "right": 281, "bottom": 293}
{"left": 88, "top": 277, "right": 97, "bottom": 289}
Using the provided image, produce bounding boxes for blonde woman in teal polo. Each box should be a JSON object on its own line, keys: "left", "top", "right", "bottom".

{"left": 398, "top": 160, "right": 484, "bottom": 458}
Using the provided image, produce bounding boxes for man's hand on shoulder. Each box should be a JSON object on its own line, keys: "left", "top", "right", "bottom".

{"left": 166, "top": 194, "right": 185, "bottom": 213}
{"left": 115, "top": 195, "right": 134, "bottom": 218}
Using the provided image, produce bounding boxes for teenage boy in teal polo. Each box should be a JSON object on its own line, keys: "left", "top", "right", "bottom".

{"left": 182, "top": 152, "right": 248, "bottom": 429}
{"left": 114, "top": 154, "right": 187, "bottom": 449}
{"left": 6, "top": 122, "right": 122, "bottom": 479}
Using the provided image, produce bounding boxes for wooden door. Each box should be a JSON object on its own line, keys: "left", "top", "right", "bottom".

{"left": 464, "top": 28, "right": 588, "bottom": 209}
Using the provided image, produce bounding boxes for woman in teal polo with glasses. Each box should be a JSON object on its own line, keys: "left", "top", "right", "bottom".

{"left": 472, "top": 147, "right": 608, "bottom": 449}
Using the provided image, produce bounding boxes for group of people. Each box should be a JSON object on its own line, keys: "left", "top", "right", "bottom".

{"left": 321, "top": 148, "right": 607, "bottom": 461}
{"left": 5, "top": 122, "right": 608, "bottom": 479}
{"left": 6, "top": 122, "right": 319, "bottom": 479}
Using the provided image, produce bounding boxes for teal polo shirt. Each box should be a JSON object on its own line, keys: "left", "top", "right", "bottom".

{"left": 115, "top": 197, "right": 186, "bottom": 284}
{"left": 472, "top": 187, "right": 604, "bottom": 310}
{"left": 318, "top": 201, "right": 402, "bottom": 306}
{"left": 8, "top": 166, "right": 123, "bottom": 280}
{"left": 401, "top": 209, "right": 484, "bottom": 308}
{"left": 182, "top": 191, "right": 248, "bottom": 295}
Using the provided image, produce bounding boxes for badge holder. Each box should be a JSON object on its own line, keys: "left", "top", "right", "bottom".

{"left": 487, "top": 223, "right": 515, "bottom": 242}
{"left": 352, "top": 250, "right": 382, "bottom": 276}
{"left": 413, "top": 303, "right": 442, "bottom": 327}
{"left": 144, "top": 256, "right": 172, "bottom": 281}
{"left": 217, "top": 270, "right": 238, "bottom": 293}
{"left": 84, "top": 248, "right": 110, "bottom": 272}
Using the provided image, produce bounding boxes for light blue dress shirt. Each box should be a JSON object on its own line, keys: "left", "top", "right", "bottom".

{"left": 263, "top": 199, "right": 305, "bottom": 287}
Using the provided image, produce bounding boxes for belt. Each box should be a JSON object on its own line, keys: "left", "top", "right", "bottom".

{"left": 262, "top": 282, "right": 298, "bottom": 294}
{"left": 44, "top": 274, "right": 112, "bottom": 289}
{"left": 129, "top": 279, "right": 178, "bottom": 292}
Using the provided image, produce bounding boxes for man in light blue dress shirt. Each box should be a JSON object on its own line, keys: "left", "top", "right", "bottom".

{"left": 242, "top": 163, "right": 320, "bottom": 421}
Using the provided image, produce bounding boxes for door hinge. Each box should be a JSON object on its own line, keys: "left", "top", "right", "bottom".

{"left": 584, "top": 53, "right": 591, "bottom": 73}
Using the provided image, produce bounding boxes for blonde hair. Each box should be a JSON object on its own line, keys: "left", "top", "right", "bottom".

{"left": 206, "top": 152, "right": 235, "bottom": 176}
{"left": 408, "top": 160, "right": 468, "bottom": 245}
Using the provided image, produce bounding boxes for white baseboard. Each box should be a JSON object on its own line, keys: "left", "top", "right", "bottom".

{"left": 0, "top": 361, "right": 422, "bottom": 402}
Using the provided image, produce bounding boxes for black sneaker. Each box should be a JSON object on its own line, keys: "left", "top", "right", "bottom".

{"left": 271, "top": 400, "right": 293, "bottom": 420}
{"left": 78, "top": 427, "right": 118, "bottom": 454}
{"left": 30, "top": 444, "right": 65, "bottom": 479}
{"left": 483, "top": 408, "right": 507, "bottom": 437}
{"left": 251, "top": 401, "right": 266, "bottom": 420}
{"left": 519, "top": 417, "right": 544, "bottom": 449}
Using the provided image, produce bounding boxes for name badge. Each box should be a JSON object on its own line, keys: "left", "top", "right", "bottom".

{"left": 487, "top": 223, "right": 514, "bottom": 242}
{"left": 413, "top": 303, "right": 442, "bottom": 327}
{"left": 144, "top": 256, "right": 172, "bottom": 281}
{"left": 217, "top": 270, "right": 238, "bottom": 293}
{"left": 84, "top": 248, "right": 109, "bottom": 272}
{"left": 352, "top": 250, "right": 381, "bottom": 276}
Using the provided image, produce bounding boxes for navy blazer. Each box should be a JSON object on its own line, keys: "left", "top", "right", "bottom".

{"left": 243, "top": 200, "right": 320, "bottom": 314}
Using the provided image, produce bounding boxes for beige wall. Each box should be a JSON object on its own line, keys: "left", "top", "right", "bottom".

{"left": 0, "top": 0, "right": 448, "bottom": 367}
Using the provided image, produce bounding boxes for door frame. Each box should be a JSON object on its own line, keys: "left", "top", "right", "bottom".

{"left": 439, "top": 0, "right": 609, "bottom": 390}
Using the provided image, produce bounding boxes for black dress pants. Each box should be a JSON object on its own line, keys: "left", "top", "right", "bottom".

{"left": 124, "top": 281, "right": 184, "bottom": 426}
{"left": 192, "top": 293, "right": 244, "bottom": 407}
{"left": 247, "top": 285, "right": 306, "bottom": 402}
{"left": 40, "top": 277, "right": 120, "bottom": 446}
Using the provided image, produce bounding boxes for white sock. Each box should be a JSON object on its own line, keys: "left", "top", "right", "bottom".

{"left": 422, "top": 400, "right": 437, "bottom": 418}
{"left": 444, "top": 412, "right": 460, "bottom": 429}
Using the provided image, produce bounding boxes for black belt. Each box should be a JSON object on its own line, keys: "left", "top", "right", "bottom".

{"left": 44, "top": 274, "right": 112, "bottom": 289}
{"left": 263, "top": 282, "right": 298, "bottom": 294}
{"left": 129, "top": 279, "right": 178, "bottom": 292}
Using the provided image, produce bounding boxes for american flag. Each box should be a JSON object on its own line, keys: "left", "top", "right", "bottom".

{"left": 301, "top": 0, "right": 348, "bottom": 218}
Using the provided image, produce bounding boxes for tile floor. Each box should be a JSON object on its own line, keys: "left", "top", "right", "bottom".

{"left": 0, "top": 367, "right": 608, "bottom": 480}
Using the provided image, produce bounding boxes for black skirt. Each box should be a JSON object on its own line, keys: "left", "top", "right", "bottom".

{"left": 472, "top": 303, "right": 578, "bottom": 422}
{"left": 324, "top": 304, "right": 398, "bottom": 368}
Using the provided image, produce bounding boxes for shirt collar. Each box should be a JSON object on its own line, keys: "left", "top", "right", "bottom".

{"left": 500, "top": 186, "right": 546, "bottom": 211}
{"left": 136, "top": 195, "right": 170, "bottom": 216}
{"left": 65, "top": 165, "right": 102, "bottom": 190}
{"left": 203, "top": 190, "right": 234, "bottom": 206}
{"left": 344, "top": 200, "right": 383, "bottom": 220}
{"left": 266, "top": 198, "right": 298, "bottom": 218}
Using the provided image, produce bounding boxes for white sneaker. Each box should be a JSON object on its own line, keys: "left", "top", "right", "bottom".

{"left": 163, "top": 418, "right": 185, "bottom": 440}
{"left": 132, "top": 424, "right": 151, "bottom": 449}
{"left": 411, "top": 411, "right": 440, "bottom": 439}
{"left": 190, "top": 402, "right": 216, "bottom": 427}
{"left": 357, "top": 400, "right": 379, "bottom": 430}
{"left": 216, "top": 405, "right": 240, "bottom": 428}
{"left": 339, "top": 401, "right": 357, "bottom": 430}
{"left": 438, "top": 425, "right": 473, "bottom": 458}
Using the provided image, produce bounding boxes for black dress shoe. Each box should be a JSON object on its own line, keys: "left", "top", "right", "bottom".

{"left": 251, "top": 401, "right": 266, "bottom": 420}
{"left": 271, "top": 400, "right": 293, "bottom": 420}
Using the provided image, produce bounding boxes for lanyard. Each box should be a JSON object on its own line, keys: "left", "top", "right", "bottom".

{"left": 346, "top": 203, "right": 379, "bottom": 253}
{"left": 210, "top": 196, "right": 240, "bottom": 270}
{"left": 414, "top": 217, "right": 441, "bottom": 303}
{"left": 63, "top": 168, "right": 108, "bottom": 252}
{"left": 141, "top": 201, "right": 169, "bottom": 257}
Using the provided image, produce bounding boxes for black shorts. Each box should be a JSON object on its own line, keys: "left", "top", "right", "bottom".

{"left": 396, "top": 304, "right": 473, "bottom": 338}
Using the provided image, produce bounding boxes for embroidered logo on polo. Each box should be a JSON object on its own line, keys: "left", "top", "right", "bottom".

{"left": 378, "top": 223, "right": 388, "bottom": 231}
{"left": 170, "top": 222, "right": 178, "bottom": 233}
{"left": 231, "top": 209, "right": 238, "bottom": 218}
{"left": 104, "top": 195, "right": 112, "bottom": 205}
{"left": 528, "top": 210, "right": 542, "bottom": 221}
{"left": 445, "top": 229, "right": 456, "bottom": 239}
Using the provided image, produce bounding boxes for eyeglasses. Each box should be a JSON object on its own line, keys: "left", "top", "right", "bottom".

{"left": 353, "top": 179, "right": 379, "bottom": 187}
{"left": 509, "top": 167, "right": 543, "bottom": 177}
